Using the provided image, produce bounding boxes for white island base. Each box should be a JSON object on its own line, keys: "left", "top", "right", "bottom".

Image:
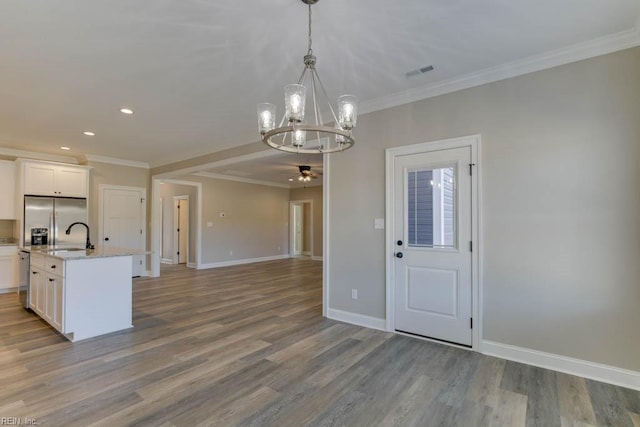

{"left": 28, "top": 248, "right": 135, "bottom": 342}
{"left": 65, "top": 255, "right": 133, "bottom": 341}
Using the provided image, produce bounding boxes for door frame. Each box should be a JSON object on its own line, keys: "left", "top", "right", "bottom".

{"left": 385, "top": 134, "right": 482, "bottom": 350}
{"left": 172, "top": 195, "right": 189, "bottom": 264}
{"left": 98, "top": 184, "right": 147, "bottom": 276}
{"left": 289, "top": 199, "right": 313, "bottom": 258}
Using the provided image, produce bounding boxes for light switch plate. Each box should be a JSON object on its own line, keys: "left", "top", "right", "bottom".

{"left": 374, "top": 218, "right": 385, "bottom": 229}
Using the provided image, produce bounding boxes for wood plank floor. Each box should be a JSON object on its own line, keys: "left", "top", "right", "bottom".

{"left": 0, "top": 258, "right": 638, "bottom": 426}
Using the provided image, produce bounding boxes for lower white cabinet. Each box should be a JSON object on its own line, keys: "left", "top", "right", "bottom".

{"left": 0, "top": 246, "right": 18, "bottom": 290}
{"left": 30, "top": 253, "right": 64, "bottom": 333}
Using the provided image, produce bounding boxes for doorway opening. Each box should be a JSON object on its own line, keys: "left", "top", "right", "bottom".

{"left": 155, "top": 179, "right": 202, "bottom": 272}
{"left": 290, "top": 200, "right": 313, "bottom": 258}
{"left": 173, "top": 196, "right": 189, "bottom": 265}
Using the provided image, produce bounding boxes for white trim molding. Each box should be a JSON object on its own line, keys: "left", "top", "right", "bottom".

{"left": 311, "top": 256, "right": 323, "bottom": 261}
{"left": 2, "top": 148, "right": 79, "bottom": 164}
{"left": 483, "top": 340, "right": 640, "bottom": 391}
{"left": 360, "top": 28, "right": 640, "bottom": 116}
{"left": 161, "top": 258, "right": 173, "bottom": 265}
{"left": 82, "top": 154, "right": 150, "bottom": 169}
{"left": 186, "top": 262, "right": 196, "bottom": 269}
{"left": 193, "top": 171, "right": 290, "bottom": 189}
{"left": 327, "top": 308, "right": 387, "bottom": 332}
{"left": 198, "top": 254, "right": 290, "bottom": 270}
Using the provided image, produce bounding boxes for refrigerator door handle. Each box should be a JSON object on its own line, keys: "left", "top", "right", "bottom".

{"left": 50, "top": 212, "right": 56, "bottom": 246}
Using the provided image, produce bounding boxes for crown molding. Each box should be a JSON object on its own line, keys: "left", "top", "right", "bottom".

{"left": 360, "top": 27, "right": 640, "bottom": 116}
{"left": 81, "top": 154, "right": 150, "bottom": 169}
{"left": 192, "top": 172, "right": 290, "bottom": 189}
{"left": 0, "top": 147, "right": 79, "bottom": 164}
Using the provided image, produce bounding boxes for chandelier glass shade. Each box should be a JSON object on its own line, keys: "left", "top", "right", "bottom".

{"left": 257, "top": 0, "right": 358, "bottom": 154}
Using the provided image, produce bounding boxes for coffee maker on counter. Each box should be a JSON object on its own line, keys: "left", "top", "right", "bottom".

{"left": 30, "top": 227, "right": 48, "bottom": 246}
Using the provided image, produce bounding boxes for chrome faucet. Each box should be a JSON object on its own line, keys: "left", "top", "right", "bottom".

{"left": 65, "top": 222, "right": 94, "bottom": 249}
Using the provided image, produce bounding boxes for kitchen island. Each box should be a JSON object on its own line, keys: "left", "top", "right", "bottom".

{"left": 24, "top": 246, "right": 145, "bottom": 342}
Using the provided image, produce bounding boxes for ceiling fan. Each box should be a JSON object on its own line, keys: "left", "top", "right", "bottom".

{"left": 290, "top": 165, "right": 320, "bottom": 183}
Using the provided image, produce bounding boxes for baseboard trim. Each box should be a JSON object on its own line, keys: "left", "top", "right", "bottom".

{"left": 303, "top": 251, "right": 312, "bottom": 256}
{"left": 160, "top": 258, "right": 173, "bottom": 265}
{"left": 326, "top": 308, "right": 386, "bottom": 332}
{"left": 0, "top": 287, "right": 17, "bottom": 294}
{"left": 186, "top": 262, "right": 196, "bottom": 269}
{"left": 199, "top": 254, "right": 290, "bottom": 270}
{"left": 482, "top": 340, "right": 640, "bottom": 391}
{"left": 311, "top": 256, "right": 323, "bottom": 261}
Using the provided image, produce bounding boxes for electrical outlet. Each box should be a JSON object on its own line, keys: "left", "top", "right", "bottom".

{"left": 351, "top": 289, "right": 358, "bottom": 300}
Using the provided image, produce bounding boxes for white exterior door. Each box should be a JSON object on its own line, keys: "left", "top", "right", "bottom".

{"left": 393, "top": 145, "right": 473, "bottom": 346}
{"left": 101, "top": 186, "right": 146, "bottom": 277}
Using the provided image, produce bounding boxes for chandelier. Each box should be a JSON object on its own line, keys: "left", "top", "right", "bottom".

{"left": 257, "top": 0, "right": 358, "bottom": 154}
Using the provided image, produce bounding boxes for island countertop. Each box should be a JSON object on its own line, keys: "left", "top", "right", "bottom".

{"left": 22, "top": 245, "right": 149, "bottom": 260}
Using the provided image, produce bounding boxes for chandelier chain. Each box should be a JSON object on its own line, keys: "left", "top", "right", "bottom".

{"left": 308, "top": 4, "right": 313, "bottom": 55}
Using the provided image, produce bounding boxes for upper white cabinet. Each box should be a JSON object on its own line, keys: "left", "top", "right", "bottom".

{"left": 0, "top": 160, "right": 16, "bottom": 219}
{"left": 21, "top": 160, "right": 89, "bottom": 198}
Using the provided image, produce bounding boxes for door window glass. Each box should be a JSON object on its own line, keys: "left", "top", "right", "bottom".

{"left": 407, "top": 167, "right": 456, "bottom": 248}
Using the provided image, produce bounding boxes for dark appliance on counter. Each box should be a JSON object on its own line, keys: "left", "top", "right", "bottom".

{"left": 19, "top": 251, "right": 30, "bottom": 310}
{"left": 30, "top": 227, "right": 48, "bottom": 246}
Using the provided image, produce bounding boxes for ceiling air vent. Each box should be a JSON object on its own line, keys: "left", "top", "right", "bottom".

{"left": 406, "top": 65, "right": 434, "bottom": 77}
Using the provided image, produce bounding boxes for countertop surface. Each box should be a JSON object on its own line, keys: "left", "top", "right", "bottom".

{"left": 22, "top": 245, "right": 150, "bottom": 260}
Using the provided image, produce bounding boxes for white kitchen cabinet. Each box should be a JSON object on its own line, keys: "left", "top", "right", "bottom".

{"left": 0, "top": 160, "right": 16, "bottom": 219}
{"left": 43, "top": 256, "right": 64, "bottom": 331}
{"left": 44, "top": 272, "right": 63, "bottom": 331}
{"left": 0, "top": 246, "right": 18, "bottom": 290}
{"left": 22, "top": 161, "right": 89, "bottom": 198}
{"left": 29, "top": 252, "right": 45, "bottom": 315}
{"left": 30, "top": 266, "right": 44, "bottom": 315}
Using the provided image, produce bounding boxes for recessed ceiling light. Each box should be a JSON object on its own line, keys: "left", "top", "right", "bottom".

{"left": 83, "top": 131, "right": 95, "bottom": 136}
{"left": 120, "top": 108, "right": 134, "bottom": 115}
{"left": 60, "top": 146, "right": 71, "bottom": 150}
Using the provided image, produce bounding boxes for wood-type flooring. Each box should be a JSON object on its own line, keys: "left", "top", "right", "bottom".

{"left": 0, "top": 258, "right": 638, "bottom": 426}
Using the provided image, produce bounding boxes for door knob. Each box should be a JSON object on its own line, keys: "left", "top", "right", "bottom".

{"left": 104, "top": 237, "right": 110, "bottom": 241}
{"left": 396, "top": 240, "right": 403, "bottom": 246}
{"left": 395, "top": 252, "right": 403, "bottom": 259}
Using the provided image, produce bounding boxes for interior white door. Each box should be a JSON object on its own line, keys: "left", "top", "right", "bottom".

{"left": 394, "top": 146, "right": 473, "bottom": 346}
{"left": 173, "top": 197, "right": 188, "bottom": 264}
{"left": 102, "top": 187, "right": 146, "bottom": 277}
{"left": 293, "top": 204, "right": 303, "bottom": 256}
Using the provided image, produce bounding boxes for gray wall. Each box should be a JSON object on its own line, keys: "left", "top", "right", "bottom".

{"left": 179, "top": 176, "right": 290, "bottom": 264}
{"left": 328, "top": 47, "right": 640, "bottom": 371}
{"left": 290, "top": 185, "right": 323, "bottom": 258}
{"left": 159, "top": 182, "right": 198, "bottom": 264}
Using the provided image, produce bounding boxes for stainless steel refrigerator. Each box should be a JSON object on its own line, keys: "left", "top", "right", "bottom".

{"left": 24, "top": 196, "right": 88, "bottom": 247}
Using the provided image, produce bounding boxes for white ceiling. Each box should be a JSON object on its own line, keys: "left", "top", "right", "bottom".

{"left": 0, "top": 0, "right": 638, "bottom": 168}
{"left": 196, "top": 152, "right": 323, "bottom": 188}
